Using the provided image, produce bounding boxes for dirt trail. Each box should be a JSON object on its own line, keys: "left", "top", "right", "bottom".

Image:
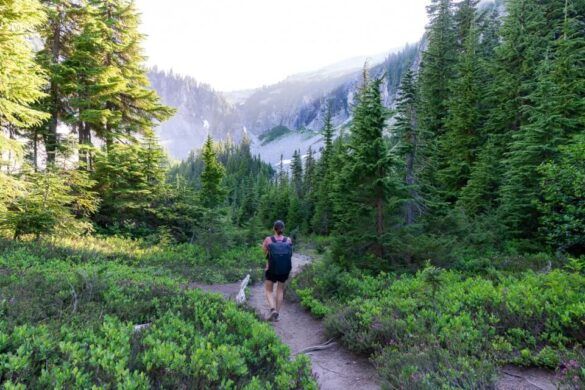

{"left": 193, "top": 254, "right": 560, "bottom": 390}
{"left": 195, "top": 254, "right": 380, "bottom": 390}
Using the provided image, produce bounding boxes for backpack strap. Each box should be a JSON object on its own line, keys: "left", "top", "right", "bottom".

{"left": 281, "top": 236, "right": 288, "bottom": 243}
{"left": 270, "top": 236, "right": 277, "bottom": 243}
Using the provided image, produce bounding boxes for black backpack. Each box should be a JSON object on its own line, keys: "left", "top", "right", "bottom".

{"left": 268, "top": 236, "right": 292, "bottom": 275}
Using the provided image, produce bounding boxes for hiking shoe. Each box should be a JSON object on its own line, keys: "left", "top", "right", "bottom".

{"left": 267, "top": 308, "right": 278, "bottom": 322}
{"left": 273, "top": 311, "right": 280, "bottom": 322}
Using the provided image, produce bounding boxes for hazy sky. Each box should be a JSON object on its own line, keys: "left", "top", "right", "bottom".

{"left": 136, "top": 0, "right": 429, "bottom": 91}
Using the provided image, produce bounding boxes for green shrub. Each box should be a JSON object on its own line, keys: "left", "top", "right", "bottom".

{"left": 293, "top": 258, "right": 585, "bottom": 387}
{"left": 0, "top": 237, "right": 316, "bottom": 388}
{"left": 0, "top": 235, "right": 265, "bottom": 284}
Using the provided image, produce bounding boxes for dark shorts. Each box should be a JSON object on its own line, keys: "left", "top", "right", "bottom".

{"left": 265, "top": 269, "right": 289, "bottom": 283}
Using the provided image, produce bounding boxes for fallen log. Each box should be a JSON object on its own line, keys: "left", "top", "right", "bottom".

{"left": 235, "top": 274, "right": 250, "bottom": 305}
{"left": 133, "top": 323, "right": 151, "bottom": 332}
{"left": 295, "top": 338, "right": 337, "bottom": 355}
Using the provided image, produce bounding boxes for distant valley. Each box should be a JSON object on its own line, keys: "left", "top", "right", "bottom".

{"left": 149, "top": 43, "right": 421, "bottom": 165}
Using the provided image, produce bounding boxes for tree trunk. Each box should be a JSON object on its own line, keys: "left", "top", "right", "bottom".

{"left": 405, "top": 105, "right": 419, "bottom": 225}
{"left": 46, "top": 11, "right": 63, "bottom": 165}
{"left": 33, "top": 128, "right": 38, "bottom": 171}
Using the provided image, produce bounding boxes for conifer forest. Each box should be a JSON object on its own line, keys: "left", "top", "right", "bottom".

{"left": 0, "top": 0, "right": 583, "bottom": 388}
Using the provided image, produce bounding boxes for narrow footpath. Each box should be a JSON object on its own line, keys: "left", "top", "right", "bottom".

{"left": 193, "top": 254, "right": 560, "bottom": 390}
{"left": 194, "top": 253, "right": 380, "bottom": 390}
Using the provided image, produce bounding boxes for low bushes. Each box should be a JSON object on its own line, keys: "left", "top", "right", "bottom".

{"left": 293, "top": 258, "right": 585, "bottom": 388}
{"left": 0, "top": 235, "right": 265, "bottom": 284}
{"left": 0, "top": 238, "right": 316, "bottom": 388}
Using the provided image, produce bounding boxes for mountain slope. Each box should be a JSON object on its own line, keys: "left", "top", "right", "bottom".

{"left": 148, "top": 68, "right": 244, "bottom": 159}
{"left": 149, "top": 43, "right": 421, "bottom": 161}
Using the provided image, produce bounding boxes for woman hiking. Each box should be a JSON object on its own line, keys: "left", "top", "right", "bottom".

{"left": 262, "top": 220, "right": 293, "bottom": 321}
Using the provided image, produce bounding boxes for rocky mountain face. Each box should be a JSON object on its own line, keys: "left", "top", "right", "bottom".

{"left": 148, "top": 68, "right": 245, "bottom": 159}
{"left": 149, "top": 43, "right": 422, "bottom": 163}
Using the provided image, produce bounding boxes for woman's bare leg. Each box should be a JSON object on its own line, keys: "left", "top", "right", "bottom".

{"left": 275, "top": 282, "right": 285, "bottom": 313}
{"left": 264, "top": 280, "right": 275, "bottom": 310}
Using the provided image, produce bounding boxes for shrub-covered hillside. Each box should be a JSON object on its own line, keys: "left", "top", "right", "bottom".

{"left": 0, "top": 236, "right": 316, "bottom": 388}
{"left": 293, "top": 256, "right": 585, "bottom": 388}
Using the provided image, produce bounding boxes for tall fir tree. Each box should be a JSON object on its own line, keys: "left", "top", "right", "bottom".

{"left": 0, "top": 0, "right": 48, "bottom": 217}
{"left": 290, "top": 149, "right": 303, "bottom": 197}
{"left": 200, "top": 135, "right": 226, "bottom": 209}
{"left": 313, "top": 105, "right": 336, "bottom": 234}
{"left": 439, "top": 20, "right": 484, "bottom": 202}
{"left": 35, "top": 0, "right": 80, "bottom": 164}
{"left": 418, "top": 0, "right": 457, "bottom": 139}
{"left": 333, "top": 76, "right": 396, "bottom": 267}
{"left": 87, "top": 0, "right": 173, "bottom": 148}
{"left": 460, "top": 0, "right": 548, "bottom": 217}
{"left": 417, "top": 0, "right": 457, "bottom": 211}
{"left": 0, "top": 0, "right": 48, "bottom": 162}
{"left": 499, "top": 0, "right": 585, "bottom": 237}
{"left": 393, "top": 69, "right": 423, "bottom": 225}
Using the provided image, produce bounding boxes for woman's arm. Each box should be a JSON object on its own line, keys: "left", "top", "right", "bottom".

{"left": 262, "top": 237, "right": 270, "bottom": 270}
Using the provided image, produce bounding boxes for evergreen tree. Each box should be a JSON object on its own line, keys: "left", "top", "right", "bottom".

{"left": 393, "top": 69, "right": 423, "bottom": 225}
{"left": 0, "top": 0, "right": 48, "bottom": 216}
{"left": 3, "top": 167, "right": 98, "bottom": 239}
{"left": 537, "top": 134, "right": 585, "bottom": 255}
{"left": 92, "top": 139, "right": 165, "bottom": 231}
{"left": 439, "top": 21, "right": 484, "bottom": 202}
{"left": 499, "top": 0, "right": 585, "bottom": 237}
{"left": 64, "top": 3, "right": 124, "bottom": 167}
{"left": 454, "top": 0, "right": 479, "bottom": 49}
{"left": 237, "top": 176, "right": 257, "bottom": 226}
{"left": 302, "top": 146, "right": 317, "bottom": 232}
{"left": 333, "top": 76, "right": 396, "bottom": 267}
{"left": 87, "top": 0, "right": 173, "bottom": 148}
{"left": 461, "top": 0, "right": 549, "bottom": 218}
{"left": 35, "top": 0, "right": 79, "bottom": 164}
{"left": 313, "top": 105, "right": 336, "bottom": 234}
{"left": 417, "top": 0, "right": 457, "bottom": 210}
{"left": 290, "top": 149, "right": 303, "bottom": 197}
{"left": 200, "top": 136, "right": 226, "bottom": 209}
{"left": 287, "top": 195, "right": 302, "bottom": 234}
{"left": 277, "top": 154, "right": 288, "bottom": 187}
{"left": 320, "top": 104, "right": 335, "bottom": 170}
{"left": 0, "top": 0, "right": 48, "bottom": 160}
{"left": 418, "top": 0, "right": 457, "bottom": 138}
{"left": 303, "top": 146, "right": 316, "bottom": 196}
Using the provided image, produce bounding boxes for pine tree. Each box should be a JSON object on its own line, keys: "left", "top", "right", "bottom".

{"left": 237, "top": 176, "right": 257, "bottom": 226}
{"left": 200, "top": 136, "right": 226, "bottom": 209}
{"left": 290, "top": 149, "right": 303, "bottom": 197}
{"left": 333, "top": 76, "right": 396, "bottom": 267}
{"left": 3, "top": 167, "right": 98, "bottom": 239}
{"left": 417, "top": 0, "right": 457, "bottom": 211}
{"left": 0, "top": 0, "right": 48, "bottom": 161}
{"left": 499, "top": 0, "right": 585, "bottom": 237}
{"left": 87, "top": 0, "right": 173, "bottom": 148}
{"left": 438, "top": 20, "right": 484, "bottom": 202}
{"left": 313, "top": 104, "right": 337, "bottom": 234}
{"left": 418, "top": 0, "right": 457, "bottom": 138}
{"left": 92, "top": 140, "right": 164, "bottom": 230}
{"left": 393, "top": 69, "right": 423, "bottom": 225}
{"left": 277, "top": 154, "right": 288, "bottom": 187}
{"left": 321, "top": 104, "right": 335, "bottom": 171}
{"left": 303, "top": 146, "right": 316, "bottom": 196}
{"left": 35, "top": 0, "right": 79, "bottom": 164}
{"left": 65, "top": 3, "right": 124, "bottom": 167}
{"left": 461, "top": 0, "right": 549, "bottom": 217}
{"left": 302, "top": 146, "right": 317, "bottom": 232}
{"left": 537, "top": 134, "right": 585, "bottom": 255}
{"left": 454, "top": 0, "right": 479, "bottom": 49}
